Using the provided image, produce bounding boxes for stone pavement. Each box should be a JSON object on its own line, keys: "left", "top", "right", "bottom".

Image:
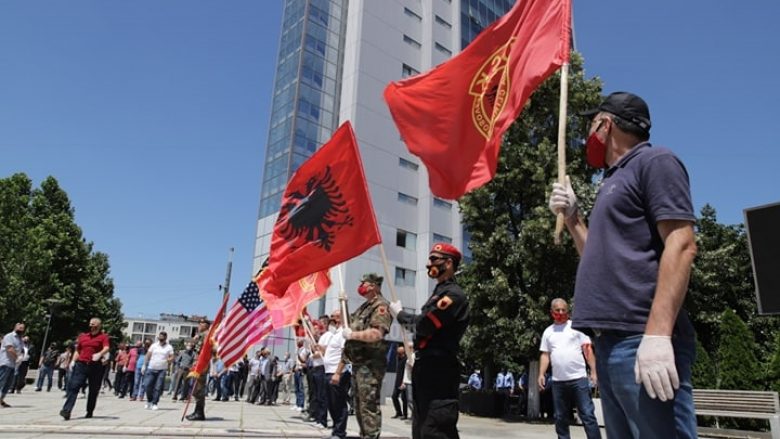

{"left": 0, "top": 388, "right": 591, "bottom": 438}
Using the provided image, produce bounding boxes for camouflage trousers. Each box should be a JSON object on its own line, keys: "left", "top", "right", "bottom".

{"left": 191, "top": 371, "right": 208, "bottom": 413}
{"left": 352, "top": 364, "right": 386, "bottom": 439}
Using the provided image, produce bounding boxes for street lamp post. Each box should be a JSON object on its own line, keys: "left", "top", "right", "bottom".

{"left": 39, "top": 298, "right": 63, "bottom": 364}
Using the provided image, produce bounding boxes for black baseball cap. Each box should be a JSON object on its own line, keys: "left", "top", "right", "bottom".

{"left": 580, "top": 92, "right": 651, "bottom": 133}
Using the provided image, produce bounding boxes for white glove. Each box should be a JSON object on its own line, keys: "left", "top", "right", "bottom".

{"left": 91, "top": 353, "right": 102, "bottom": 362}
{"left": 634, "top": 335, "right": 678, "bottom": 401}
{"left": 342, "top": 327, "right": 353, "bottom": 340}
{"left": 389, "top": 300, "right": 403, "bottom": 317}
{"left": 549, "top": 176, "right": 578, "bottom": 219}
{"left": 141, "top": 365, "right": 147, "bottom": 375}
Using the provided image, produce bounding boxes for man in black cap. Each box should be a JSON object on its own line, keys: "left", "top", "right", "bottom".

{"left": 390, "top": 243, "right": 470, "bottom": 439}
{"left": 549, "top": 92, "right": 698, "bottom": 438}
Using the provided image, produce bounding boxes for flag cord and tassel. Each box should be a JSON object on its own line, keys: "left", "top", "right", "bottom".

{"left": 378, "top": 243, "right": 412, "bottom": 353}
{"left": 554, "top": 62, "right": 570, "bottom": 245}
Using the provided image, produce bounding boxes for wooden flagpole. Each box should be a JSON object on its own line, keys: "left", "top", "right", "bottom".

{"left": 377, "top": 243, "right": 412, "bottom": 353}
{"left": 554, "top": 62, "right": 570, "bottom": 245}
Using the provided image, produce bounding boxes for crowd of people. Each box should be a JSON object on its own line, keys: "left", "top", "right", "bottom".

{"left": 1, "top": 91, "right": 698, "bottom": 439}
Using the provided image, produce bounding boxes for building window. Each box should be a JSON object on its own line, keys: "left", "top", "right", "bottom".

{"left": 433, "top": 197, "right": 452, "bottom": 209}
{"left": 404, "top": 7, "right": 422, "bottom": 21}
{"left": 396, "top": 229, "right": 417, "bottom": 249}
{"left": 435, "top": 15, "right": 452, "bottom": 29}
{"left": 144, "top": 323, "right": 157, "bottom": 334}
{"left": 399, "top": 157, "right": 419, "bottom": 171}
{"left": 395, "top": 267, "right": 416, "bottom": 287}
{"left": 402, "top": 63, "right": 420, "bottom": 78}
{"left": 435, "top": 42, "right": 452, "bottom": 56}
{"left": 398, "top": 192, "right": 418, "bottom": 206}
{"left": 433, "top": 233, "right": 452, "bottom": 244}
{"left": 403, "top": 35, "right": 421, "bottom": 49}
{"left": 132, "top": 322, "right": 144, "bottom": 332}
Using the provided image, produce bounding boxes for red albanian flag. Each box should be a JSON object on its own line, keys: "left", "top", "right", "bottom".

{"left": 258, "top": 121, "right": 381, "bottom": 297}
{"left": 191, "top": 292, "right": 229, "bottom": 377}
{"left": 262, "top": 270, "right": 331, "bottom": 329}
{"left": 384, "top": 0, "right": 571, "bottom": 199}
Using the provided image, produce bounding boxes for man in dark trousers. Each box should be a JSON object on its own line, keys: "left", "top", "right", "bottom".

{"left": 391, "top": 243, "right": 470, "bottom": 439}
{"left": 391, "top": 345, "right": 408, "bottom": 419}
{"left": 60, "top": 317, "right": 110, "bottom": 420}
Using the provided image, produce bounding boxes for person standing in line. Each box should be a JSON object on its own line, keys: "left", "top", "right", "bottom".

{"left": 538, "top": 298, "right": 601, "bottom": 439}
{"left": 280, "top": 351, "right": 294, "bottom": 404}
{"left": 60, "top": 318, "right": 110, "bottom": 420}
{"left": 549, "top": 91, "right": 698, "bottom": 438}
{"left": 293, "top": 339, "right": 309, "bottom": 412}
{"left": 342, "top": 273, "right": 393, "bottom": 439}
{"left": 186, "top": 318, "right": 212, "bottom": 421}
{"left": 391, "top": 243, "right": 470, "bottom": 439}
{"left": 246, "top": 350, "right": 262, "bottom": 403}
{"left": 306, "top": 333, "right": 326, "bottom": 427}
{"left": 467, "top": 370, "right": 482, "bottom": 390}
{"left": 132, "top": 339, "right": 150, "bottom": 401}
{"left": 322, "top": 308, "right": 350, "bottom": 439}
{"left": 100, "top": 349, "right": 113, "bottom": 393}
{"left": 122, "top": 341, "right": 140, "bottom": 399}
{"left": 56, "top": 345, "right": 73, "bottom": 391}
{"left": 391, "top": 345, "right": 409, "bottom": 419}
{"left": 171, "top": 341, "right": 195, "bottom": 401}
{"left": 0, "top": 323, "right": 25, "bottom": 408}
{"left": 113, "top": 343, "right": 128, "bottom": 396}
{"left": 142, "top": 331, "right": 174, "bottom": 410}
{"left": 36, "top": 343, "right": 59, "bottom": 392}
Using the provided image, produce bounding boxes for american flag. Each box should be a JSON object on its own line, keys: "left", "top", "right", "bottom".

{"left": 216, "top": 281, "right": 272, "bottom": 368}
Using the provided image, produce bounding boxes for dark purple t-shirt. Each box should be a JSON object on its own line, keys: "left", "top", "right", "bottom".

{"left": 572, "top": 143, "right": 696, "bottom": 334}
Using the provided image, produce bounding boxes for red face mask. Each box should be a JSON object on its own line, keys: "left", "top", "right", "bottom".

{"left": 551, "top": 311, "right": 568, "bottom": 324}
{"left": 585, "top": 121, "right": 607, "bottom": 168}
{"left": 357, "top": 284, "right": 370, "bottom": 297}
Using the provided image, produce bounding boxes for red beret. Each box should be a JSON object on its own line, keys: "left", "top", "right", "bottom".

{"left": 430, "top": 243, "right": 462, "bottom": 262}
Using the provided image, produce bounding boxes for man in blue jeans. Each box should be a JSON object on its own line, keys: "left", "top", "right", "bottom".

{"left": 142, "top": 331, "right": 174, "bottom": 410}
{"left": 538, "top": 298, "right": 601, "bottom": 439}
{"left": 550, "top": 91, "right": 698, "bottom": 438}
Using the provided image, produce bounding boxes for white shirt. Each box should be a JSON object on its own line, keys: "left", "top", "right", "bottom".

{"left": 146, "top": 341, "right": 174, "bottom": 371}
{"left": 248, "top": 357, "right": 262, "bottom": 376}
{"left": 318, "top": 329, "right": 345, "bottom": 374}
{"left": 539, "top": 320, "right": 591, "bottom": 382}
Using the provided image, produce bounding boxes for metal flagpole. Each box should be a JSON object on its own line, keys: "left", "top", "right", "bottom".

{"left": 553, "top": 63, "right": 570, "bottom": 245}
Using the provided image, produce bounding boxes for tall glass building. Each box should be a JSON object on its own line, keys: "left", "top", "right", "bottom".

{"left": 254, "top": 0, "right": 513, "bottom": 339}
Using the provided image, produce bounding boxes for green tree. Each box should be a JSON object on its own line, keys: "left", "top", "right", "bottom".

{"left": 0, "top": 174, "right": 125, "bottom": 359}
{"left": 717, "top": 309, "right": 761, "bottom": 391}
{"left": 458, "top": 52, "right": 603, "bottom": 380}
{"left": 692, "top": 338, "right": 716, "bottom": 388}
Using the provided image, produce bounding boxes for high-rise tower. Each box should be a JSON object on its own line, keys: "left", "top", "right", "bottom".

{"left": 255, "top": 0, "right": 513, "bottom": 340}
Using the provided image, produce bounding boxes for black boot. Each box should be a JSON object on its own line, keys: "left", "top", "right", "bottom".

{"left": 185, "top": 410, "right": 205, "bottom": 421}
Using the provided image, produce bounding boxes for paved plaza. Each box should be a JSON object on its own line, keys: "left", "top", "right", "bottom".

{"left": 0, "top": 387, "right": 593, "bottom": 438}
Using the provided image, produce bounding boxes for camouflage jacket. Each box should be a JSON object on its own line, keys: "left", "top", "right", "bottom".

{"left": 342, "top": 294, "right": 392, "bottom": 368}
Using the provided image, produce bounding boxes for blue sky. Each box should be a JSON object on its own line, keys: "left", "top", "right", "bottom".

{"left": 1, "top": 1, "right": 777, "bottom": 319}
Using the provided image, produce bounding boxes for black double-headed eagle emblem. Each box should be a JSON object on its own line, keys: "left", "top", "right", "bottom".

{"left": 277, "top": 165, "right": 354, "bottom": 251}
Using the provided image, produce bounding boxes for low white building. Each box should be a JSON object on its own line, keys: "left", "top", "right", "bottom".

{"left": 122, "top": 313, "right": 205, "bottom": 343}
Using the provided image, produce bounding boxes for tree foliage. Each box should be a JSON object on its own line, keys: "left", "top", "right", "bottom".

{"left": 0, "top": 173, "right": 124, "bottom": 359}
{"left": 457, "top": 52, "right": 603, "bottom": 381}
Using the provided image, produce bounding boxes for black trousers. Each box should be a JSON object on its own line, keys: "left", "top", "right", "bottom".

{"left": 392, "top": 385, "right": 409, "bottom": 417}
{"left": 412, "top": 355, "right": 460, "bottom": 439}
{"left": 326, "top": 371, "right": 351, "bottom": 438}
{"left": 62, "top": 362, "right": 103, "bottom": 415}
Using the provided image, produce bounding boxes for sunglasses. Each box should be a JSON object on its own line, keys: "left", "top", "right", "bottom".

{"left": 428, "top": 255, "right": 450, "bottom": 262}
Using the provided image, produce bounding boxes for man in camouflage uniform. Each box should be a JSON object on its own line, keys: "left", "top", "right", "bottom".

{"left": 391, "top": 243, "right": 470, "bottom": 439}
{"left": 340, "top": 273, "right": 392, "bottom": 439}
{"left": 186, "top": 318, "right": 210, "bottom": 421}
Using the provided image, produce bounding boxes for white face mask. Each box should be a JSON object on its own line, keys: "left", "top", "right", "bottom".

{"left": 328, "top": 325, "right": 337, "bottom": 334}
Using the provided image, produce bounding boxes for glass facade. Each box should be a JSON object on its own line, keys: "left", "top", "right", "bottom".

{"left": 258, "top": 0, "right": 349, "bottom": 218}
{"left": 460, "top": 0, "right": 514, "bottom": 50}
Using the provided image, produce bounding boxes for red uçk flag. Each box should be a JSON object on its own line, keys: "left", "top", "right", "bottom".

{"left": 191, "top": 292, "right": 229, "bottom": 377}
{"left": 384, "top": 0, "right": 571, "bottom": 199}
{"left": 262, "top": 270, "right": 331, "bottom": 329}
{"left": 216, "top": 280, "right": 273, "bottom": 369}
{"left": 257, "top": 121, "right": 382, "bottom": 297}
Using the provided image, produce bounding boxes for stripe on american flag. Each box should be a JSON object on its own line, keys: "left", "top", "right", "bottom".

{"left": 216, "top": 281, "right": 273, "bottom": 368}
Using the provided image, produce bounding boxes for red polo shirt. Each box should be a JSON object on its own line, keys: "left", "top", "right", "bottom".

{"left": 76, "top": 331, "right": 109, "bottom": 363}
